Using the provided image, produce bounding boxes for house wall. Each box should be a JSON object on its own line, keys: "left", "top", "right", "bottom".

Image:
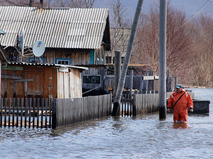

{"left": 82, "top": 66, "right": 108, "bottom": 96}
{"left": 33, "top": 49, "right": 91, "bottom": 65}
{"left": 1, "top": 65, "right": 57, "bottom": 99}
{"left": 57, "top": 68, "right": 83, "bottom": 98}
{"left": 25, "top": 47, "right": 105, "bottom": 66}
{"left": 94, "top": 46, "right": 105, "bottom": 65}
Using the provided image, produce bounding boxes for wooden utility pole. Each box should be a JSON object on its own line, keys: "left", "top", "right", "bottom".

{"left": 113, "top": 51, "right": 121, "bottom": 100}
{"left": 159, "top": 0, "right": 167, "bottom": 120}
{"left": 112, "top": 0, "right": 144, "bottom": 116}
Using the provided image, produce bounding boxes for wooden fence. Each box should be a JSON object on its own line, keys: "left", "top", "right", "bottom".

{"left": 52, "top": 94, "right": 112, "bottom": 129}
{"left": 0, "top": 98, "right": 52, "bottom": 128}
{"left": 134, "top": 93, "right": 159, "bottom": 115}
{"left": 120, "top": 94, "right": 134, "bottom": 116}
{"left": 0, "top": 94, "right": 112, "bottom": 129}
{"left": 0, "top": 93, "right": 162, "bottom": 129}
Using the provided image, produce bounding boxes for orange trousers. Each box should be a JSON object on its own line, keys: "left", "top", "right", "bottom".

{"left": 173, "top": 110, "right": 188, "bottom": 123}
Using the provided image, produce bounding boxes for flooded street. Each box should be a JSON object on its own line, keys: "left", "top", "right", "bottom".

{"left": 1, "top": 88, "right": 213, "bottom": 159}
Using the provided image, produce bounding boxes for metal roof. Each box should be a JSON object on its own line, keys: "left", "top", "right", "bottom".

{"left": 0, "top": 6, "right": 110, "bottom": 50}
{"left": 7, "top": 61, "right": 88, "bottom": 70}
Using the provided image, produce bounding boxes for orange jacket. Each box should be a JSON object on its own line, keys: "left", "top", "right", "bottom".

{"left": 167, "top": 89, "right": 193, "bottom": 115}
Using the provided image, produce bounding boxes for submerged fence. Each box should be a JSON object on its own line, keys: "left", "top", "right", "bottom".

{"left": 119, "top": 93, "right": 159, "bottom": 117}
{"left": 53, "top": 94, "right": 112, "bottom": 129}
{"left": 0, "top": 94, "right": 112, "bottom": 129}
{"left": 0, "top": 93, "right": 161, "bottom": 129}
{"left": 0, "top": 98, "right": 52, "bottom": 129}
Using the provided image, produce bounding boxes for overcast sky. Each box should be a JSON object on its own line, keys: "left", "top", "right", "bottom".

{"left": 94, "top": 0, "right": 213, "bottom": 20}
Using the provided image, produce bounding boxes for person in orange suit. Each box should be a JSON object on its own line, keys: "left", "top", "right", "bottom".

{"left": 167, "top": 84, "right": 193, "bottom": 123}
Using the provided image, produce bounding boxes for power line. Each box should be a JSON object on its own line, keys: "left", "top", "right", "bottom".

{"left": 175, "top": 0, "right": 209, "bottom": 31}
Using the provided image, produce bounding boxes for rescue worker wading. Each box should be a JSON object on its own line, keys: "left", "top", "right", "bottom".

{"left": 167, "top": 84, "right": 193, "bottom": 123}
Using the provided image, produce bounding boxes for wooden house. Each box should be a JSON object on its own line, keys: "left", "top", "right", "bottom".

{"left": 0, "top": 6, "right": 110, "bottom": 64}
{"left": 0, "top": 6, "right": 111, "bottom": 96}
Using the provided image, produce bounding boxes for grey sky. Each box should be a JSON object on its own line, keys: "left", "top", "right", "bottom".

{"left": 94, "top": 0, "right": 213, "bottom": 20}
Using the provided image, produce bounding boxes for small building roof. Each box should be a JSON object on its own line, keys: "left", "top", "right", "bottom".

{"left": 6, "top": 61, "right": 88, "bottom": 70}
{"left": 0, "top": 6, "right": 110, "bottom": 50}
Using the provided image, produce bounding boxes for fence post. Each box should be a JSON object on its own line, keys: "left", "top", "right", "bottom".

{"left": 52, "top": 99, "right": 57, "bottom": 129}
{"left": 133, "top": 94, "right": 136, "bottom": 116}
{"left": 130, "top": 70, "right": 133, "bottom": 95}
{"left": 139, "top": 76, "right": 143, "bottom": 94}
{"left": 0, "top": 98, "right": 2, "bottom": 127}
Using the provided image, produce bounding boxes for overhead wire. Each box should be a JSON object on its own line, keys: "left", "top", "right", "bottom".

{"left": 175, "top": 0, "right": 209, "bottom": 32}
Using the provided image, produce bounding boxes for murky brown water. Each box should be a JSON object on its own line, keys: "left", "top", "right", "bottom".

{"left": 0, "top": 88, "right": 213, "bottom": 159}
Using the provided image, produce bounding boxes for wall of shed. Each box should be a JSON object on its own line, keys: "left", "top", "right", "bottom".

{"left": 1, "top": 66, "right": 57, "bottom": 99}
{"left": 82, "top": 66, "right": 106, "bottom": 91}
{"left": 57, "top": 68, "right": 82, "bottom": 99}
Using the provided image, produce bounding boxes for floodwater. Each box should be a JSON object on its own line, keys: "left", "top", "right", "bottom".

{"left": 0, "top": 88, "right": 213, "bottom": 159}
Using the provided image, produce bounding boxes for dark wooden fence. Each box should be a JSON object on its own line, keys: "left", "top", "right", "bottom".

{"left": 52, "top": 94, "right": 112, "bottom": 129}
{"left": 120, "top": 94, "right": 134, "bottom": 116}
{"left": 0, "top": 93, "right": 169, "bottom": 129}
{"left": 0, "top": 93, "right": 158, "bottom": 129}
{"left": 119, "top": 93, "right": 159, "bottom": 117}
{"left": 0, "top": 98, "right": 53, "bottom": 129}
{"left": 0, "top": 94, "right": 112, "bottom": 129}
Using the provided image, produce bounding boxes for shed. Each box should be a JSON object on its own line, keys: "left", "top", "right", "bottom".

{"left": 1, "top": 62, "right": 88, "bottom": 99}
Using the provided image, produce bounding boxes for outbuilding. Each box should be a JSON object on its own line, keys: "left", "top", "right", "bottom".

{"left": 1, "top": 62, "right": 88, "bottom": 99}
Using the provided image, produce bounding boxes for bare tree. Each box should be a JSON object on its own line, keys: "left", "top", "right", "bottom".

{"left": 189, "top": 14, "right": 213, "bottom": 87}
{"left": 109, "top": 0, "right": 131, "bottom": 64}
{"left": 54, "top": 0, "right": 95, "bottom": 8}
{"left": 3, "top": 0, "right": 95, "bottom": 8}
{"left": 3, "top": 0, "right": 41, "bottom": 7}
{"left": 131, "top": 1, "right": 195, "bottom": 84}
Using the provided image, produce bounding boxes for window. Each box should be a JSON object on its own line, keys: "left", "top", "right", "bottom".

{"left": 28, "top": 57, "right": 45, "bottom": 63}
{"left": 90, "top": 50, "right": 95, "bottom": 64}
{"left": 55, "top": 58, "right": 71, "bottom": 65}
{"left": 83, "top": 75, "right": 101, "bottom": 84}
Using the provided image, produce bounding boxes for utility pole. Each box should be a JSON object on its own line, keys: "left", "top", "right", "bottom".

{"left": 112, "top": 0, "right": 144, "bottom": 116}
{"left": 159, "top": 0, "right": 167, "bottom": 120}
{"left": 113, "top": 51, "right": 121, "bottom": 100}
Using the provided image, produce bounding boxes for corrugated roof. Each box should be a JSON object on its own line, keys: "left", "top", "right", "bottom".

{"left": 0, "top": 6, "right": 109, "bottom": 50}
{"left": 7, "top": 61, "right": 88, "bottom": 70}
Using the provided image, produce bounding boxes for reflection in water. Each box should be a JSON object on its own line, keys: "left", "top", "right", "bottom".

{"left": 111, "top": 116, "right": 127, "bottom": 133}
{"left": 0, "top": 88, "right": 213, "bottom": 159}
{"left": 172, "top": 122, "right": 188, "bottom": 129}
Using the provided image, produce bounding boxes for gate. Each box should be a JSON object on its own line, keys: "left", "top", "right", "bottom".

{"left": 120, "top": 94, "right": 134, "bottom": 116}
{"left": 0, "top": 98, "right": 53, "bottom": 129}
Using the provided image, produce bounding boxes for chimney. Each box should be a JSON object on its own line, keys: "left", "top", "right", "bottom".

{"left": 40, "top": 0, "right": 43, "bottom": 8}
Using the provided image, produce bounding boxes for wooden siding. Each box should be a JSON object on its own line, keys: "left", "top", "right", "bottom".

{"left": 44, "top": 67, "right": 57, "bottom": 99}
{"left": 82, "top": 66, "right": 106, "bottom": 91}
{"left": 43, "top": 49, "right": 91, "bottom": 65}
{"left": 57, "top": 68, "right": 82, "bottom": 98}
{"left": 53, "top": 94, "right": 112, "bottom": 128}
{"left": 27, "top": 47, "right": 106, "bottom": 66}
{"left": 1, "top": 66, "right": 57, "bottom": 99}
{"left": 94, "top": 46, "right": 105, "bottom": 65}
